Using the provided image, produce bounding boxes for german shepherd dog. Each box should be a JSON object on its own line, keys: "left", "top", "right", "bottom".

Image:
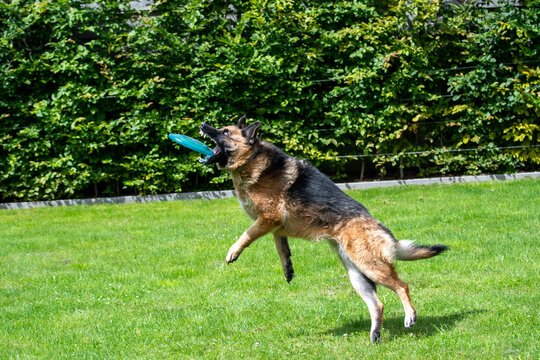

{"left": 199, "top": 116, "right": 448, "bottom": 343}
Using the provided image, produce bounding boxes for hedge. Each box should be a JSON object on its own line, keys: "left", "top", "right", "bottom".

{"left": 1, "top": 0, "right": 539, "bottom": 201}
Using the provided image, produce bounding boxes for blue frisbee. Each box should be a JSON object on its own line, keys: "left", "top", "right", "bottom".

{"left": 168, "top": 133, "right": 214, "bottom": 156}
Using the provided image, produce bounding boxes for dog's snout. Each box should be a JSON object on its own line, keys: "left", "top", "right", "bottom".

{"left": 200, "top": 122, "right": 219, "bottom": 138}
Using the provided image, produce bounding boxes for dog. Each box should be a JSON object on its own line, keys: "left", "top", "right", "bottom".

{"left": 199, "top": 115, "right": 448, "bottom": 343}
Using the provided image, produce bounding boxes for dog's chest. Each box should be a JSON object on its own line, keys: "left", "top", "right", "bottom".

{"left": 233, "top": 176, "right": 259, "bottom": 220}
{"left": 238, "top": 195, "right": 258, "bottom": 220}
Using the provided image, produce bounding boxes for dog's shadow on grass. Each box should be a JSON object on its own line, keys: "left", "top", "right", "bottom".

{"left": 324, "top": 309, "right": 485, "bottom": 341}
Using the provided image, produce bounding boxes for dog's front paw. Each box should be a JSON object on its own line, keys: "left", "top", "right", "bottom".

{"left": 370, "top": 330, "right": 381, "bottom": 344}
{"left": 284, "top": 259, "right": 295, "bottom": 283}
{"left": 226, "top": 244, "right": 243, "bottom": 264}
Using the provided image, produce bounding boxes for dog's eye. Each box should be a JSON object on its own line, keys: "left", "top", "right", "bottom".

{"left": 223, "top": 129, "right": 230, "bottom": 137}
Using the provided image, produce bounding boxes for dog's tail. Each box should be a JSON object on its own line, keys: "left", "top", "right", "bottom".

{"left": 394, "top": 240, "right": 449, "bottom": 261}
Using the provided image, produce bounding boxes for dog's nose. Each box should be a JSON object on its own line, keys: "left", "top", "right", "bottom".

{"left": 200, "top": 122, "right": 218, "bottom": 138}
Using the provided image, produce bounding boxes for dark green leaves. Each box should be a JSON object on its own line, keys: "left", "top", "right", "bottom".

{"left": 1, "top": 0, "right": 538, "bottom": 201}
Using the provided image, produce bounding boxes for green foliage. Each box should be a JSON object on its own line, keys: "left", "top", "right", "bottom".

{"left": 1, "top": 0, "right": 539, "bottom": 201}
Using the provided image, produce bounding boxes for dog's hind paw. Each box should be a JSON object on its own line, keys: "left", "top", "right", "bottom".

{"left": 404, "top": 313, "right": 417, "bottom": 328}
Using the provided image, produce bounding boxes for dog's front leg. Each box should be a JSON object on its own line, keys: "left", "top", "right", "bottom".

{"left": 273, "top": 235, "right": 295, "bottom": 283}
{"left": 226, "top": 217, "right": 280, "bottom": 264}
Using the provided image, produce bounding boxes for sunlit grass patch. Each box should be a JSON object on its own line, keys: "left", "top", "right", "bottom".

{"left": 1, "top": 179, "right": 538, "bottom": 359}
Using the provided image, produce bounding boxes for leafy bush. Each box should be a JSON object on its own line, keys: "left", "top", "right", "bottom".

{"left": 1, "top": 0, "right": 538, "bottom": 201}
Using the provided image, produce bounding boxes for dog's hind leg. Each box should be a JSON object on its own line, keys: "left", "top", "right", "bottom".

{"left": 273, "top": 234, "right": 295, "bottom": 283}
{"left": 340, "top": 221, "right": 418, "bottom": 329}
{"left": 360, "top": 261, "right": 417, "bottom": 328}
{"left": 330, "top": 241, "right": 384, "bottom": 344}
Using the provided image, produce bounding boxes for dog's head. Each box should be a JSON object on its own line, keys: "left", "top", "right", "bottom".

{"left": 199, "top": 115, "right": 261, "bottom": 170}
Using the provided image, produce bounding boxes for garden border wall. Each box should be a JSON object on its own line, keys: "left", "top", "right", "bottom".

{"left": 1, "top": 172, "right": 538, "bottom": 210}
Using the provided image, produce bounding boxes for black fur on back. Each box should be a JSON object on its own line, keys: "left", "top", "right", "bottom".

{"left": 256, "top": 142, "right": 370, "bottom": 219}
{"left": 252, "top": 141, "right": 391, "bottom": 231}
{"left": 248, "top": 142, "right": 370, "bottom": 229}
{"left": 257, "top": 142, "right": 288, "bottom": 180}
{"left": 286, "top": 158, "right": 371, "bottom": 224}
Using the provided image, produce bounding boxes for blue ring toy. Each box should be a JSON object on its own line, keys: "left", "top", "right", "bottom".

{"left": 168, "top": 133, "right": 214, "bottom": 163}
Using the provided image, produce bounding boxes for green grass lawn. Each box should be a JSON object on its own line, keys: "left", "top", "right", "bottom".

{"left": 1, "top": 179, "right": 538, "bottom": 359}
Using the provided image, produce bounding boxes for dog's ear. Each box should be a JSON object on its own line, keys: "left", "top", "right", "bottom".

{"left": 243, "top": 121, "right": 261, "bottom": 145}
{"left": 236, "top": 115, "right": 247, "bottom": 129}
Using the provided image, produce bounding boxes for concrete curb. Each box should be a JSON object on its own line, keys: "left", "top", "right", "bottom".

{"left": 1, "top": 172, "right": 538, "bottom": 210}
{"left": 336, "top": 172, "right": 540, "bottom": 190}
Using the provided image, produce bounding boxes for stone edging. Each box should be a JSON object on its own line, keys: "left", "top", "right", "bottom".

{"left": 1, "top": 172, "right": 538, "bottom": 210}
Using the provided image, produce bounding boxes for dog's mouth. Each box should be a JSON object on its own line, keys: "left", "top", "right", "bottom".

{"left": 199, "top": 123, "right": 225, "bottom": 165}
